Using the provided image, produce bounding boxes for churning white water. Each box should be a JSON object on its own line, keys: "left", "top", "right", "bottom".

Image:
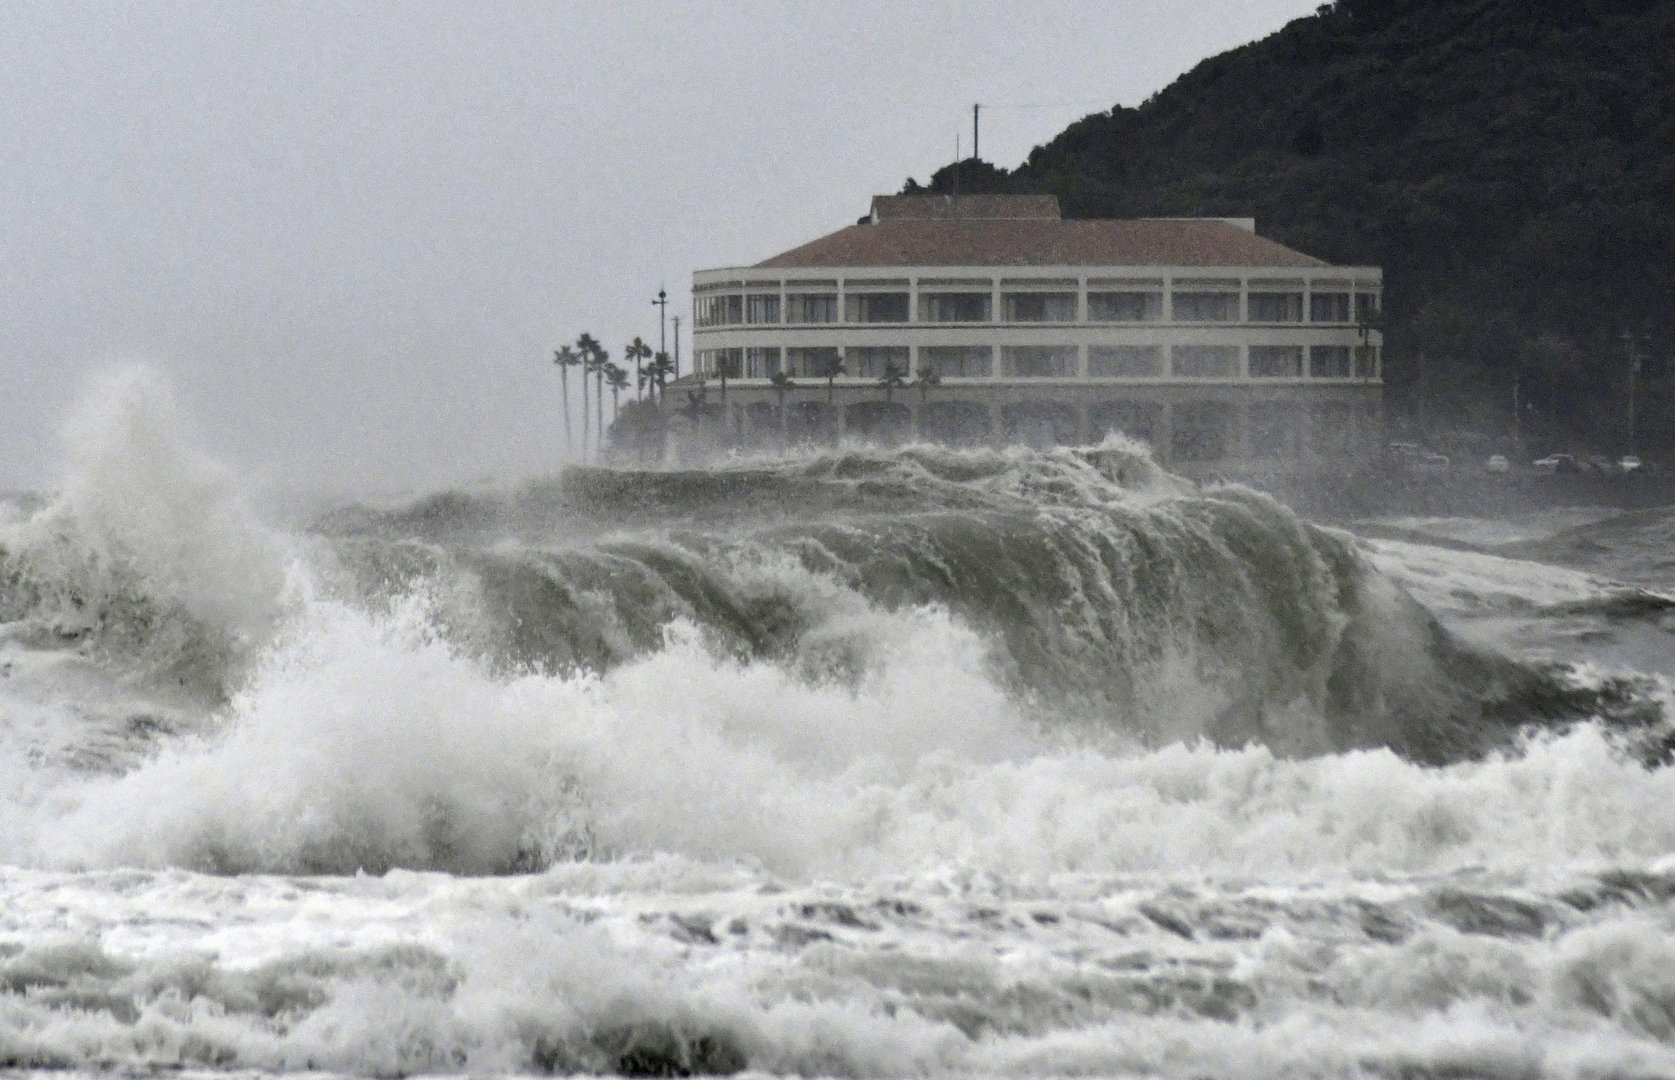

{"left": 4, "top": 368, "right": 1675, "bottom": 1078}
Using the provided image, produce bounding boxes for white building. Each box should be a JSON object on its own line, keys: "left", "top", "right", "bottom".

{"left": 682, "top": 194, "right": 1382, "bottom": 467}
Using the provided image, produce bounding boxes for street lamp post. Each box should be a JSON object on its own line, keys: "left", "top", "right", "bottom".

{"left": 672, "top": 314, "right": 681, "bottom": 381}
{"left": 653, "top": 288, "right": 669, "bottom": 380}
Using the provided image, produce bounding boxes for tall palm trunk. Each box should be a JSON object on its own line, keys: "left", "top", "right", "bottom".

{"left": 581, "top": 367, "right": 591, "bottom": 464}
{"left": 827, "top": 375, "right": 837, "bottom": 442}
{"left": 557, "top": 356, "right": 572, "bottom": 452}
{"left": 595, "top": 368, "right": 605, "bottom": 457}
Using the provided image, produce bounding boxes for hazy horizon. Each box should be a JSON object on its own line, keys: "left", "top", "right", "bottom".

{"left": 3, "top": 0, "right": 1323, "bottom": 496}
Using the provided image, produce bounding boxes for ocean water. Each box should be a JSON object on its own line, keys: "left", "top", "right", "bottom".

{"left": 5, "top": 368, "right": 1675, "bottom": 1078}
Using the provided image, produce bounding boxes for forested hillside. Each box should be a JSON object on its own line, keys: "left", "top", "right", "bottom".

{"left": 908, "top": 0, "right": 1675, "bottom": 456}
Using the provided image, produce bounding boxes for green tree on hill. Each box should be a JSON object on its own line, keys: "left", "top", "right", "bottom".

{"left": 906, "top": 0, "right": 1675, "bottom": 454}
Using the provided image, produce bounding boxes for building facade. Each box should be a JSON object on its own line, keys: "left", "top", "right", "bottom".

{"left": 682, "top": 195, "right": 1381, "bottom": 468}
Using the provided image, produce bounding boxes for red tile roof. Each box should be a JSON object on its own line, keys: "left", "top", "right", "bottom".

{"left": 754, "top": 217, "right": 1330, "bottom": 270}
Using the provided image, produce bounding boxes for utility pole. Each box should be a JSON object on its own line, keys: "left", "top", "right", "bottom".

{"left": 653, "top": 287, "right": 669, "bottom": 378}
{"left": 973, "top": 103, "right": 980, "bottom": 162}
{"left": 672, "top": 314, "right": 682, "bottom": 381}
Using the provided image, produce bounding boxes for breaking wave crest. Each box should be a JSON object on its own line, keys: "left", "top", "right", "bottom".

{"left": 0, "top": 368, "right": 1667, "bottom": 881}
{"left": 0, "top": 367, "right": 293, "bottom": 697}
{"left": 9, "top": 370, "right": 1675, "bottom": 1079}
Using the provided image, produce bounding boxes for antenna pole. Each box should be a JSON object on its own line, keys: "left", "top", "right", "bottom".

{"left": 973, "top": 103, "right": 980, "bottom": 161}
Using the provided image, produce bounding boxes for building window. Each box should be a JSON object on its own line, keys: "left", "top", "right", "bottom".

{"left": 745, "top": 293, "right": 781, "bottom": 325}
{"left": 786, "top": 293, "right": 837, "bottom": 324}
{"left": 1310, "top": 346, "right": 1352, "bottom": 378}
{"left": 1002, "top": 402, "right": 1077, "bottom": 447}
{"left": 1248, "top": 403, "right": 1304, "bottom": 460}
{"left": 1088, "top": 290, "right": 1162, "bottom": 322}
{"left": 1172, "top": 402, "right": 1234, "bottom": 462}
{"left": 1171, "top": 344, "right": 1238, "bottom": 377}
{"left": 849, "top": 345, "right": 909, "bottom": 379}
{"left": 744, "top": 346, "right": 780, "bottom": 378}
{"left": 1354, "top": 345, "right": 1379, "bottom": 379}
{"left": 1002, "top": 345, "right": 1078, "bottom": 377}
{"left": 1088, "top": 345, "right": 1162, "bottom": 378}
{"left": 695, "top": 294, "right": 743, "bottom": 327}
{"left": 1001, "top": 292, "right": 1077, "bottom": 322}
{"left": 1311, "top": 403, "right": 1361, "bottom": 454}
{"left": 1089, "top": 401, "right": 1160, "bottom": 445}
{"left": 919, "top": 292, "right": 991, "bottom": 322}
{"left": 1172, "top": 291, "right": 1239, "bottom": 322}
{"left": 1248, "top": 292, "right": 1303, "bottom": 322}
{"left": 785, "top": 346, "right": 841, "bottom": 379}
{"left": 1310, "top": 292, "right": 1350, "bottom": 323}
{"left": 1249, "top": 345, "right": 1304, "bottom": 378}
{"left": 845, "top": 292, "right": 910, "bottom": 323}
{"left": 1355, "top": 292, "right": 1380, "bottom": 323}
{"left": 698, "top": 348, "right": 742, "bottom": 379}
{"left": 919, "top": 345, "right": 993, "bottom": 378}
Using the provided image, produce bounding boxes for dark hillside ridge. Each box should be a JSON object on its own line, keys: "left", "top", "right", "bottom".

{"left": 909, "top": 0, "right": 1675, "bottom": 457}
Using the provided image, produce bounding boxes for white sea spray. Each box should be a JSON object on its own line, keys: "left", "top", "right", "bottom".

{"left": 6, "top": 368, "right": 1675, "bottom": 1078}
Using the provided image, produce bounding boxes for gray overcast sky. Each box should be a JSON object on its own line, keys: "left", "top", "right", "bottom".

{"left": 2, "top": 0, "right": 1320, "bottom": 494}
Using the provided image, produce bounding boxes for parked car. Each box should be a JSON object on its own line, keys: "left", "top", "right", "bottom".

{"left": 1413, "top": 451, "right": 1450, "bottom": 474}
{"left": 1587, "top": 455, "right": 1619, "bottom": 474}
{"left": 1533, "top": 453, "right": 1579, "bottom": 474}
{"left": 1486, "top": 454, "right": 1511, "bottom": 473}
{"left": 1385, "top": 441, "right": 1420, "bottom": 468}
{"left": 1620, "top": 455, "right": 1643, "bottom": 473}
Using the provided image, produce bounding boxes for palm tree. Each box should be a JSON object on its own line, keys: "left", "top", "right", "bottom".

{"left": 606, "top": 363, "right": 629, "bottom": 423}
{"left": 576, "top": 333, "right": 600, "bottom": 461}
{"left": 714, "top": 350, "right": 737, "bottom": 436}
{"left": 876, "top": 358, "right": 908, "bottom": 404}
{"left": 910, "top": 368, "right": 941, "bottom": 441}
{"left": 1355, "top": 308, "right": 1383, "bottom": 384}
{"left": 768, "top": 370, "right": 796, "bottom": 437}
{"left": 682, "top": 379, "right": 708, "bottom": 429}
{"left": 590, "top": 343, "right": 610, "bottom": 456}
{"left": 821, "top": 352, "right": 846, "bottom": 441}
{"left": 625, "top": 337, "right": 653, "bottom": 401}
{"left": 553, "top": 345, "right": 582, "bottom": 453}
{"left": 649, "top": 350, "right": 676, "bottom": 402}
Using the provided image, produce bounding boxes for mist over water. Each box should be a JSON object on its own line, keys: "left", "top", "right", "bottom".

{"left": 5, "top": 368, "right": 1675, "bottom": 1077}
